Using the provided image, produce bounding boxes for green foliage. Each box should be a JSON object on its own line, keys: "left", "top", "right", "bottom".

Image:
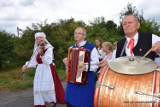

{"left": 88, "top": 17, "right": 122, "bottom": 43}
{"left": 57, "top": 68, "right": 66, "bottom": 81}
{"left": 119, "top": 3, "right": 160, "bottom": 36}
{"left": 0, "top": 31, "right": 16, "bottom": 68}
{"left": 0, "top": 68, "right": 66, "bottom": 91}
{"left": 0, "top": 68, "right": 35, "bottom": 91}
{"left": 120, "top": 3, "right": 144, "bottom": 22}
{"left": 139, "top": 19, "right": 160, "bottom": 35}
{"left": 0, "top": 3, "right": 160, "bottom": 71}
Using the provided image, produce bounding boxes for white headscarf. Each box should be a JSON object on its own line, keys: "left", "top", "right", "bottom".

{"left": 25, "top": 32, "right": 54, "bottom": 67}
{"left": 34, "top": 32, "right": 54, "bottom": 52}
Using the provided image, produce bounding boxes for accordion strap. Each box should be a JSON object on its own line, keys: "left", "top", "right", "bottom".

{"left": 87, "top": 51, "right": 91, "bottom": 72}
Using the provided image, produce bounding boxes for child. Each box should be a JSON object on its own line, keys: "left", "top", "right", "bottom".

{"left": 98, "top": 42, "right": 113, "bottom": 68}
{"left": 64, "top": 27, "right": 99, "bottom": 107}
{"left": 22, "top": 32, "right": 65, "bottom": 107}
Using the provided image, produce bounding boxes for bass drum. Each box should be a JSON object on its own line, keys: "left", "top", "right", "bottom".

{"left": 94, "top": 66, "right": 160, "bottom": 107}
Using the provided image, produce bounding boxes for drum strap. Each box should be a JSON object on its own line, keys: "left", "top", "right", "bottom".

{"left": 152, "top": 71, "right": 158, "bottom": 107}
{"left": 153, "top": 71, "right": 157, "bottom": 93}
{"left": 120, "top": 40, "right": 127, "bottom": 57}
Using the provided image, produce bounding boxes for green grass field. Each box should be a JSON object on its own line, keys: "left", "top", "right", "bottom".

{"left": 0, "top": 68, "right": 66, "bottom": 91}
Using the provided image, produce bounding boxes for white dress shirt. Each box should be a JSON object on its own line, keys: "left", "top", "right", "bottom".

{"left": 155, "top": 57, "right": 160, "bottom": 66}
{"left": 97, "top": 47, "right": 106, "bottom": 60}
{"left": 111, "top": 32, "right": 160, "bottom": 59}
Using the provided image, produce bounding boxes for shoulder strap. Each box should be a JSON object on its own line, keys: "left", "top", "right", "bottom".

{"left": 120, "top": 40, "right": 127, "bottom": 57}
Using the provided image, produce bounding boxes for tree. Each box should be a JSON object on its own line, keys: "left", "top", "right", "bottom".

{"left": 1, "top": 4, "right": 160, "bottom": 70}
{"left": 120, "top": 3, "right": 144, "bottom": 22}
{"left": 88, "top": 17, "right": 121, "bottom": 43}
{"left": 0, "top": 31, "right": 15, "bottom": 69}
{"left": 119, "top": 3, "right": 160, "bottom": 36}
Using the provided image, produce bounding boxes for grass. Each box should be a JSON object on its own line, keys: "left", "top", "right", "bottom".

{"left": 0, "top": 68, "right": 35, "bottom": 91}
{"left": 0, "top": 67, "right": 66, "bottom": 92}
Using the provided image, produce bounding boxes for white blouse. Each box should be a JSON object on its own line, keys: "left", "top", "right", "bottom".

{"left": 97, "top": 47, "right": 106, "bottom": 60}
{"left": 26, "top": 44, "right": 54, "bottom": 67}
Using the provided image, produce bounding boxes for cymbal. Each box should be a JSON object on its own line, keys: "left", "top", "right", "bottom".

{"left": 108, "top": 56, "right": 157, "bottom": 75}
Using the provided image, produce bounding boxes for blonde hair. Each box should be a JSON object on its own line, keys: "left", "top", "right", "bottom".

{"left": 102, "top": 42, "right": 113, "bottom": 52}
{"left": 75, "top": 27, "right": 87, "bottom": 35}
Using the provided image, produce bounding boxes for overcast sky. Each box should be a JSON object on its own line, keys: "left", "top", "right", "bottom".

{"left": 0, "top": 0, "right": 160, "bottom": 35}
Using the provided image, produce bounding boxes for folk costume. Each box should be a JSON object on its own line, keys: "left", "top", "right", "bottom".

{"left": 65, "top": 40, "right": 99, "bottom": 107}
{"left": 25, "top": 32, "right": 65, "bottom": 107}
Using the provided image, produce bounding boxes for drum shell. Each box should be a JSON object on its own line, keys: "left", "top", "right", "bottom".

{"left": 94, "top": 67, "right": 160, "bottom": 107}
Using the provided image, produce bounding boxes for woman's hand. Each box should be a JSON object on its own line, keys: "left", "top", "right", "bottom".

{"left": 38, "top": 40, "right": 45, "bottom": 55}
{"left": 38, "top": 47, "right": 44, "bottom": 55}
{"left": 22, "top": 65, "right": 28, "bottom": 71}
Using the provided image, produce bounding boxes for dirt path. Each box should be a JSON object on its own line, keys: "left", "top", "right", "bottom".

{"left": 0, "top": 82, "right": 66, "bottom": 107}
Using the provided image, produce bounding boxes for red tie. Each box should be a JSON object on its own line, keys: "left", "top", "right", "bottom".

{"left": 127, "top": 38, "right": 134, "bottom": 56}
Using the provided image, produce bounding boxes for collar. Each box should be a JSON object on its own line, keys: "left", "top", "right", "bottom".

{"left": 97, "top": 47, "right": 101, "bottom": 50}
{"left": 104, "top": 52, "right": 112, "bottom": 61}
{"left": 76, "top": 40, "right": 87, "bottom": 47}
{"left": 45, "top": 44, "right": 52, "bottom": 49}
{"left": 107, "top": 52, "right": 112, "bottom": 56}
{"left": 126, "top": 32, "right": 138, "bottom": 42}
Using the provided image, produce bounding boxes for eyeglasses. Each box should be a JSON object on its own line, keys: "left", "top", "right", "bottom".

{"left": 74, "top": 32, "right": 85, "bottom": 35}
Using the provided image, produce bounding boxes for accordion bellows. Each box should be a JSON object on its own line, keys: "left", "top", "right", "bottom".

{"left": 67, "top": 48, "right": 91, "bottom": 84}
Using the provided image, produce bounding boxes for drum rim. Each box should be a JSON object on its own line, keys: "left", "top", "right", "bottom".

{"left": 108, "top": 56, "right": 157, "bottom": 75}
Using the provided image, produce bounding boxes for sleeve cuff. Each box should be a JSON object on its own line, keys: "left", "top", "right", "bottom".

{"left": 85, "top": 65, "right": 88, "bottom": 71}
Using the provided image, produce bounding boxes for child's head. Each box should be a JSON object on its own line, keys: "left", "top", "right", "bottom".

{"left": 102, "top": 42, "right": 113, "bottom": 53}
{"left": 74, "top": 27, "right": 86, "bottom": 42}
{"left": 95, "top": 37, "right": 102, "bottom": 48}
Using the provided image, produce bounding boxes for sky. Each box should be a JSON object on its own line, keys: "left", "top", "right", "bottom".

{"left": 0, "top": 0, "right": 160, "bottom": 35}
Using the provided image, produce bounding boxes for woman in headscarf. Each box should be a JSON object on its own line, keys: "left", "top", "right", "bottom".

{"left": 22, "top": 32, "right": 65, "bottom": 107}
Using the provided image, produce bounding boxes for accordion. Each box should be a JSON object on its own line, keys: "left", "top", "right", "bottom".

{"left": 67, "top": 48, "right": 91, "bottom": 84}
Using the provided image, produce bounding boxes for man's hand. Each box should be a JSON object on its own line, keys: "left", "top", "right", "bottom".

{"left": 152, "top": 41, "right": 160, "bottom": 52}
{"left": 63, "top": 57, "right": 68, "bottom": 65}
{"left": 78, "top": 64, "right": 86, "bottom": 72}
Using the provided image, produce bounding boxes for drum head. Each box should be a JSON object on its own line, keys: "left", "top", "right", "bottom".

{"left": 108, "top": 56, "right": 157, "bottom": 75}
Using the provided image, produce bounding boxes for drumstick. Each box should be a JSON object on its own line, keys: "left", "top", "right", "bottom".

{"left": 142, "top": 47, "right": 153, "bottom": 59}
